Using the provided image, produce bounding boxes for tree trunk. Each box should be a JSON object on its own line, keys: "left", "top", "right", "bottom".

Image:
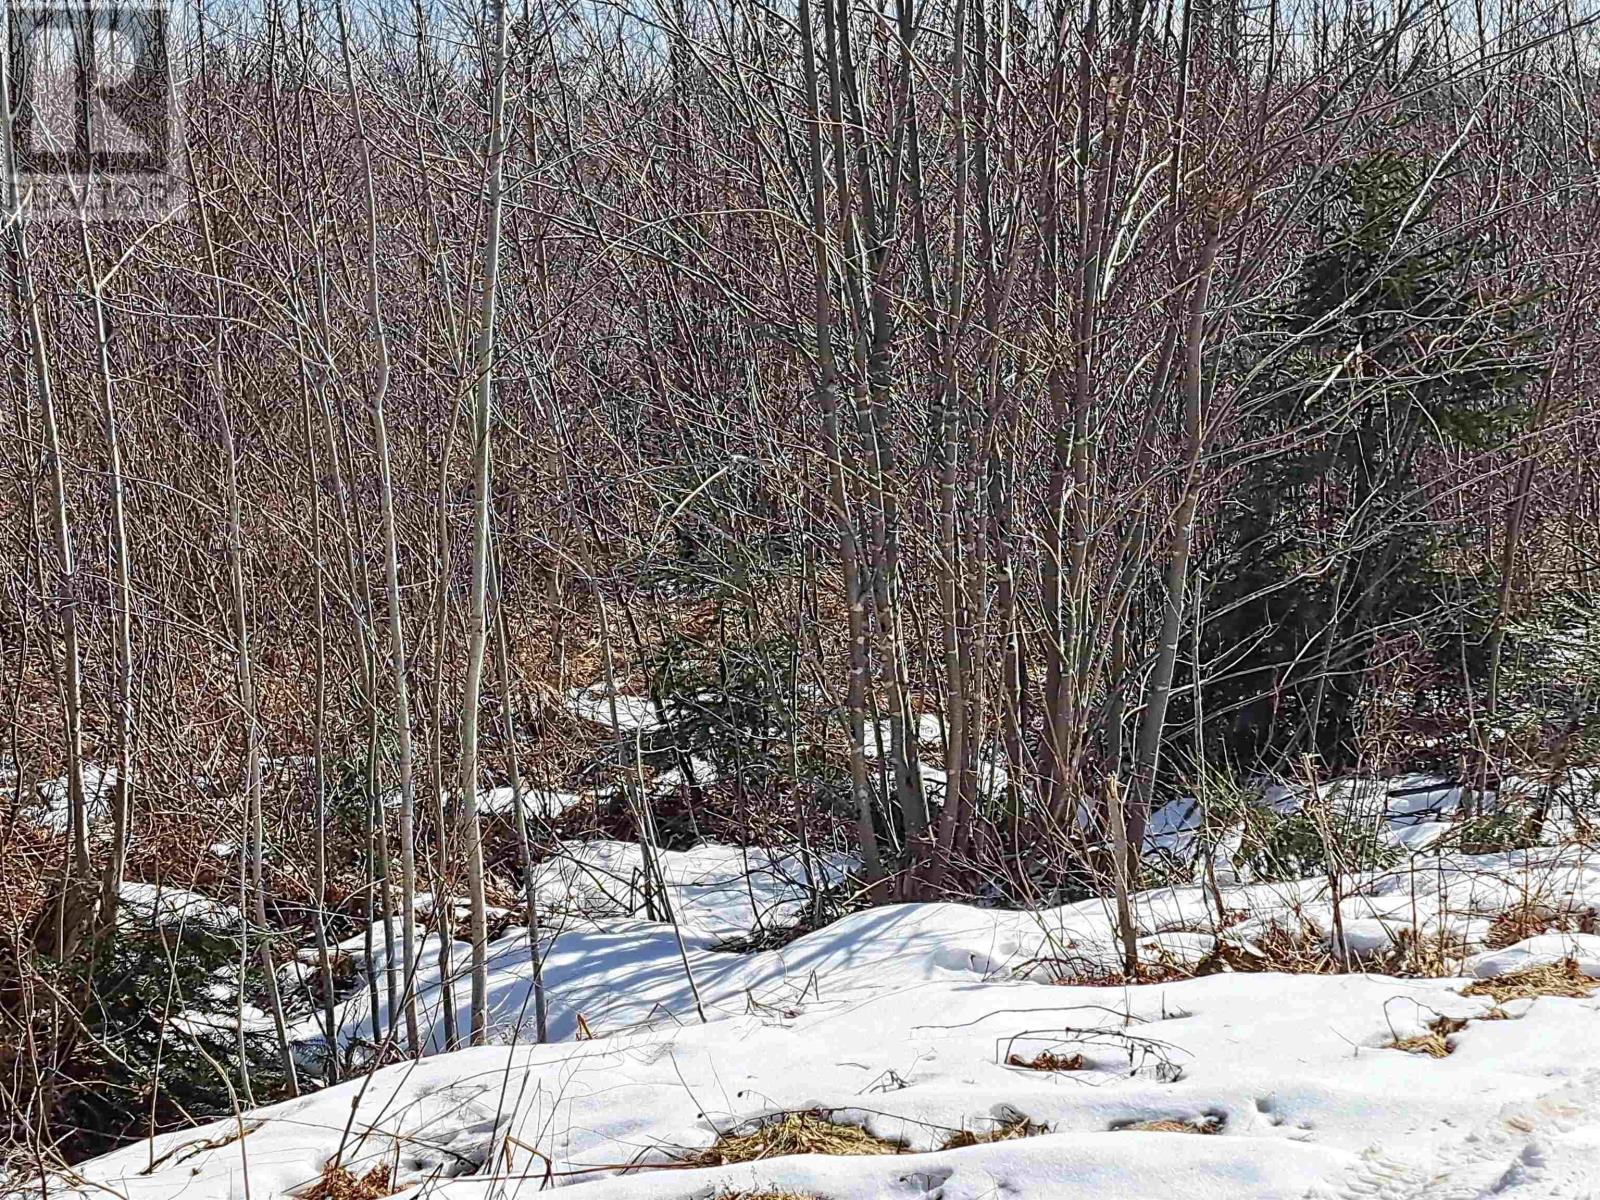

{"left": 459, "top": 0, "right": 514, "bottom": 1045}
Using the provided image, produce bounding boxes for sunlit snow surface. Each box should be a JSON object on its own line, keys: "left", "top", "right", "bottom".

{"left": 60, "top": 839, "right": 1600, "bottom": 1200}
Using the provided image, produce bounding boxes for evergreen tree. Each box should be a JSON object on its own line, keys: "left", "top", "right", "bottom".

{"left": 35, "top": 916, "right": 289, "bottom": 1161}
{"left": 1194, "top": 153, "right": 1542, "bottom": 769}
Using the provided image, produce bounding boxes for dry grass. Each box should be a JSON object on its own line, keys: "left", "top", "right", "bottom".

{"left": 686, "top": 1112, "right": 902, "bottom": 1167}
{"left": 1390, "top": 1031, "right": 1451, "bottom": 1057}
{"left": 718, "top": 1192, "right": 823, "bottom": 1200}
{"left": 1007, "top": 1050, "right": 1086, "bottom": 1072}
{"left": 1390, "top": 1015, "right": 1467, "bottom": 1057}
{"left": 1485, "top": 906, "right": 1552, "bottom": 949}
{"left": 1046, "top": 920, "right": 1350, "bottom": 987}
{"left": 299, "top": 1164, "right": 394, "bottom": 1200}
{"left": 1462, "top": 960, "right": 1599, "bottom": 1004}
{"left": 1381, "top": 927, "right": 1473, "bottom": 978}
{"left": 1195, "top": 924, "right": 1338, "bottom": 976}
{"left": 1025, "top": 949, "right": 1191, "bottom": 987}
{"left": 1484, "top": 904, "right": 1596, "bottom": 950}
{"left": 1250, "top": 924, "right": 1340, "bottom": 974}
{"left": 941, "top": 1117, "right": 1048, "bottom": 1149}
{"left": 1113, "top": 1115, "right": 1224, "bottom": 1135}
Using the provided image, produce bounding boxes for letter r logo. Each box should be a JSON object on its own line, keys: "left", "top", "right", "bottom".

{"left": 9, "top": 4, "right": 171, "bottom": 176}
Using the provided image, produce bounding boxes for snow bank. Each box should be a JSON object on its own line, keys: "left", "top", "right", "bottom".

{"left": 69, "top": 949, "right": 1600, "bottom": 1200}
{"left": 1465, "top": 932, "right": 1600, "bottom": 979}
{"left": 118, "top": 883, "right": 242, "bottom": 933}
{"left": 530, "top": 839, "right": 853, "bottom": 940}
{"left": 61, "top": 842, "right": 1600, "bottom": 1200}
{"left": 292, "top": 841, "right": 1600, "bottom": 1061}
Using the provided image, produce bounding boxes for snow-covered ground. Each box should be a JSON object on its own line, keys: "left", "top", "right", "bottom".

{"left": 55, "top": 837, "right": 1600, "bottom": 1200}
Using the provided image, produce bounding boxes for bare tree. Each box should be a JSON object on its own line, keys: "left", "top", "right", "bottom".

{"left": 459, "top": 0, "right": 516, "bottom": 1045}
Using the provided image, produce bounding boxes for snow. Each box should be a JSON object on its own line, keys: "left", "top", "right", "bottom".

{"left": 23, "top": 765, "right": 117, "bottom": 832}
{"left": 1145, "top": 770, "right": 1600, "bottom": 870}
{"left": 118, "top": 882, "right": 242, "bottom": 933}
{"left": 529, "top": 839, "right": 852, "bottom": 940}
{"left": 655, "top": 755, "right": 721, "bottom": 786}
{"left": 478, "top": 785, "right": 589, "bottom": 821}
{"left": 56, "top": 837, "right": 1600, "bottom": 1200}
{"left": 861, "top": 711, "right": 959, "bottom": 759}
{"left": 1465, "top": 933, "right": 1600, "bottom": 979}
{"left": 565, "top": 685, "right": 662, "bottom": 733}
{"left": 286, "top": 841, "right": 856, "bottom": 1057}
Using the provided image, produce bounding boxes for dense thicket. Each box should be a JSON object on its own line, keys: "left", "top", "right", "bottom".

{"left": 3, "top": 0, "right": 1599, "bottom": 1167}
